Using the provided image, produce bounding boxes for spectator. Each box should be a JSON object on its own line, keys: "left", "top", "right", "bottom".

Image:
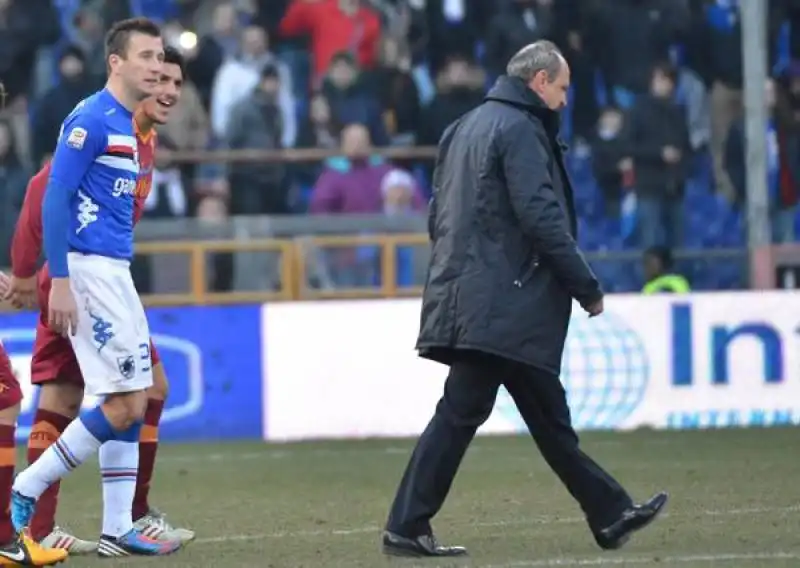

{"left": 144, "top": 137, "right": 189, "bottom": 219}
{"left": 485, "top": 0, "right": 556, "bottom": 79}
{"left": 591, "top": 106, "right": 633, "bottom": 220}
{"left": 0, "top": 0, "right": 60, "bottom": 103}
{"left": 225, "top": 64, "right": 288, "bottom": 215}
{"left": 416, "top": 55, "right": 484, "bottom": 147}
{"left": 321, "top": 51, "right": 388, "bottom": 146}
{"left": 622, "top": 62, "right": 691, "bottom": 248}
{"left": 676, "top": 65, "right": 711, "bottom": 153}
{"left": 0, "top": 118, "right": 29, "bottom": 269}
{"left": 31, "top": 46, "right": 94, "bottom": 167}
{"left": 423, "top": 0, "right": 489, "bottom": 72}
{"left": 279, "top": 0, "right": 381, "bottom": 85}
{"left": 309, "top": 122, "right": 423, "bottom": 214}
{"left": 641, "top": 246, "right": 690, "bottom": 294}
{"left": 555, "top": 0, "right": 601, "bottom": 140}
{"left": 71, "top": 7, "right": 109, "bottom": 87}
{"left": 368, "top": 36, "right": 421, "bottom": 145}
{"left": 686, "top": 0, "right": 741, "bottom": 199}
{"left": 186, "top": 1, "right": 244, "bottom": 111}
{"left": 294, "top": 92, "right": 340, "bottom": 192}
{"left": 211, "top": 23, "right": 296, "bottom": 148}
{"left": 591, "top": 0, "right": 689, "bottom": 108}
{"left": 725, "top": 78, "right": 800, "bottom": 244}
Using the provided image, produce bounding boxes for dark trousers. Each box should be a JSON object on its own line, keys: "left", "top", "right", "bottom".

{"left": 386, "top": 350, "right": 632, "bottom": 537}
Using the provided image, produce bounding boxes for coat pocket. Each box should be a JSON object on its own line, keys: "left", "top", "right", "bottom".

{"left": 513, "top": 255, "right": 540, "bottom": 288}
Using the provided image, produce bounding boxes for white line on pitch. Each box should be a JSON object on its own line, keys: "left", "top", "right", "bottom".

{"left": 190, "top": 504, "right": 800, "bottom": 546}
{"left": 484, "top": 552, "right": 800, "bottom": 567}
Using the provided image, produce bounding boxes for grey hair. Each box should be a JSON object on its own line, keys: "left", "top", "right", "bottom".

{"left": 506, "top": 40, "right": 564, "bottom": 83}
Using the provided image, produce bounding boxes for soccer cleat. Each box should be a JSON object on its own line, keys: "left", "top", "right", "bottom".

{"left": 0, "top": 533, "right": 68, "bottom": 566}
{"left": 39, "top": 526, "right": 98, "bottom": 555}
{"left": 97, "top": 528, "right": 181, "bottom": 557}
{"left": 133, "top": 508, "right": 195, "bottom": 544}
{"left": 10, "top": 491, "right": 36, "bottom": 533}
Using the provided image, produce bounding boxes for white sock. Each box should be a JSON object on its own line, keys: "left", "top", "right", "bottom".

{"left": 99, "top": 440, "right": 139, "bottom": 538}
{"left": 13, "top": 418, "right": 102, "bottom": 499}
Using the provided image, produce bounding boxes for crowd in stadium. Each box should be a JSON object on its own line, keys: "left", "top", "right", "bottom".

{"left": 0, "top": 0, "right": 799, "bottom": 290}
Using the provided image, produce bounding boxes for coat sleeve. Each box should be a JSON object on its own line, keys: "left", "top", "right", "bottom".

{"left": 499, "top": 121, "right": 603, "bottom": 307}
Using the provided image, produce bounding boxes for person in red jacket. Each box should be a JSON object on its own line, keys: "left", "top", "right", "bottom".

{"left": 1, "top": 47, "right": 194, "bottom": 555}
{"left": 280, "top": 0, "right": 381, "bottom": 85}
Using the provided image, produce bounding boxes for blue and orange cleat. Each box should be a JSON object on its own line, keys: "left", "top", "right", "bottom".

{"left": 10, "top": 491, "right": 36, "bottom": 534}
{"left": 97, "top": 528, "right": 181, "bottom": 558}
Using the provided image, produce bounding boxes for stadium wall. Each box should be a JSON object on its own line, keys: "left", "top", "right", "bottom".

{"left": 0, "top": 292, "right": 797, "bottom": 442}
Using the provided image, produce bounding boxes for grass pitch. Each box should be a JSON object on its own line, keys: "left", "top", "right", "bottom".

{"left": 50, "top": 428, "right": 799, "bottom": 567}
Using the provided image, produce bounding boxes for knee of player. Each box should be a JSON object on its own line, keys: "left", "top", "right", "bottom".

{"left": 102, "top": 391, "right": 148, "bottom": 430}
{"left": 0, "top": 402, "right": 21, "bottom": 425}
{"left": 39, "top": 382, "right": 84, "bottom": 418}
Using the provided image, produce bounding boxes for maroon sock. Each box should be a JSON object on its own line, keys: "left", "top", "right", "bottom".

{"left": 0, "top": 424, "right": 15, "bottom": 544}
{"left": 28, "top": 409, "right": 71, "bottom": 541}
{"left": 133, "top": 399, "right": 164, "bottom": 521}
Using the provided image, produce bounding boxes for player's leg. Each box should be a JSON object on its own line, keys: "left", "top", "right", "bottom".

{"left": 12, "top": 256, "right": 180, "bottom": 557}
{"left": 26, "top": 270, "right": 97, "bottom": 554}
{"left": 132, "top": 346, "right": 195, "bottom": 543}
{"left": 0, "top": 344, "right": 67, "bottom": 566}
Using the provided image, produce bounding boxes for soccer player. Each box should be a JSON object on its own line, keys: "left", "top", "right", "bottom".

{"left": 3, "top": 46, "right": 194, "bottom": 554}
{"left": 7, "top": 18, "right": 181, "bottom": 558}
{"left": 0, "top": 306, "right": 67, "bottom": 564}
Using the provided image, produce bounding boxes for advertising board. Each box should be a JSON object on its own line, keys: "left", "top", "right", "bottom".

{"left": 0, "top": 305, "right": 264, "bottom": 442}
{"left": 262, "top": 293, "right": 800, "bottom": 441}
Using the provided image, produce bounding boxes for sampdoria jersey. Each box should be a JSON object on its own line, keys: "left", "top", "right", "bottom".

{"left": 11, "top": 121, "right": 156, "bottom": 279}
{"left": 50, "top": 88, "right": 139, "bottom": 261}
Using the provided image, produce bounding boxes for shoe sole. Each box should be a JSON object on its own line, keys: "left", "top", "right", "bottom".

{"left": 382, "top": 544, "right": 426, "bottom": 558}
{"left": 382, "top": 544, "right": 469, "bottom": 558}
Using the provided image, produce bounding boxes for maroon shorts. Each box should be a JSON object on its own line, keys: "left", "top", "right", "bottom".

{"left": 0, "top": 344, "right": 24, "bottom": 410}
{"left": 31, "top": 265, "right": 161, "bottom": 388}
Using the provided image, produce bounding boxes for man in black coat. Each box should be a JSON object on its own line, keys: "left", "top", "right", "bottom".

{"left": 381, "top": 40, "right": 668, "bottom": 559}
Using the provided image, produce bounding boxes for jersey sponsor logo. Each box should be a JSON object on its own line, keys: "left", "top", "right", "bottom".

{"left": 66, "top": 127, "right": 87, "bottom": 149}
{"left": 76, "top": 190, "right": 99, "bottom": 234}
{"left": 113, "top": 177, "right": 137, "bottom": 197}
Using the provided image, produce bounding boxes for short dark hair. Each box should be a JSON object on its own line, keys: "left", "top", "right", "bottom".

{"left": 163, "top": 45, "right": 186, "bottom": 78}
{"left": 105, "top": 17, "right": 161, "bottom": 61}
{"left": 644, "top": 246, "right": 673, "bottom": 270}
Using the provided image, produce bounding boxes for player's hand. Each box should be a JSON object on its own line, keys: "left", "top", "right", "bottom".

{"left": 48, "top": 279, "right": 78, "bottom": 337}
{"left": 584, "top": 297, "right": 604, "bottom": 318}
{"left": 2, "top": 274, "right": 37, "bottom": 310}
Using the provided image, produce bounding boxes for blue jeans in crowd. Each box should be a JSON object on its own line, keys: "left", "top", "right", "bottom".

{"left": 637, "top": 196, "right": 684, "bottom": 249}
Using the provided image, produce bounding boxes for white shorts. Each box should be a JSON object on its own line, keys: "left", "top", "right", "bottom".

{"left": 67, "top": 253, "right": 153, "bottom": 396}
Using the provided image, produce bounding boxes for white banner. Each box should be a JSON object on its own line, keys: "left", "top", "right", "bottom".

{"left": 262, "top": 292, "right": 800, "bottom": 441}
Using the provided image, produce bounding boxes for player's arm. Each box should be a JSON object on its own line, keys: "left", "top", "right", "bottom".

{"left": 43, "top": 112, "right": 105, "bottom": 278}
{"left": 10, "top": 167, "right": 49, "bottom": 279}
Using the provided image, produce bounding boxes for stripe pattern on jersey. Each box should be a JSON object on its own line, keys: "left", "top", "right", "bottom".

{"left": 95, "top": 134, "right": 138, "bottom": 174}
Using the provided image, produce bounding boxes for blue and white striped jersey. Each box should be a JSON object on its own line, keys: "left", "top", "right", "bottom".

{"left": 49, "top": 88, "right": 140, "bottom": 262}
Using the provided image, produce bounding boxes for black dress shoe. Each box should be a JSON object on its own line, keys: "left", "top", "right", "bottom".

{"left": 594, "top": 491, "right": 669, "bottom": 550}
{"left": 382, "top": 530, "right": 468, "bottom": 557}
